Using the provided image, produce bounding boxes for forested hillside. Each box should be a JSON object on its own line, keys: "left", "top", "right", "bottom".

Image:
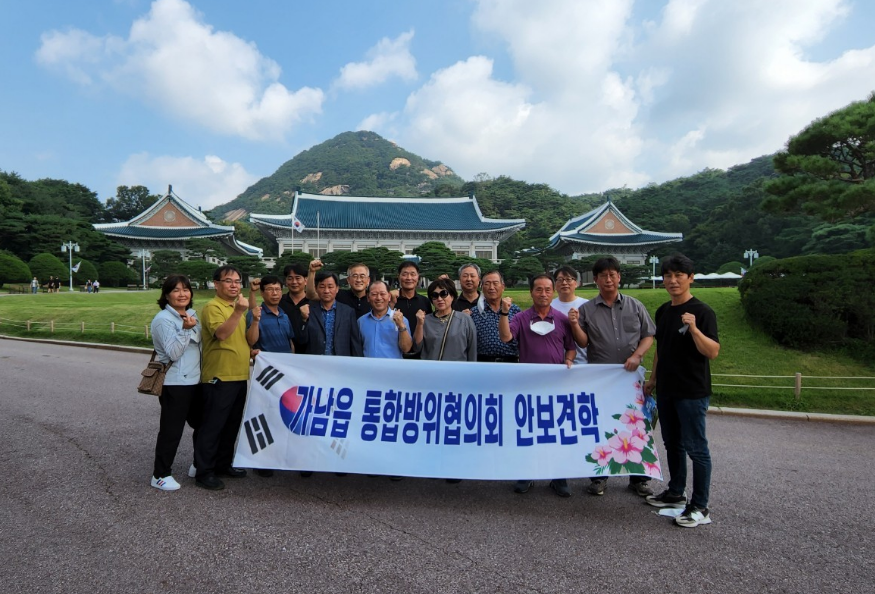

{"left": 209, "top": 131, "right": 465, "bottom": 220}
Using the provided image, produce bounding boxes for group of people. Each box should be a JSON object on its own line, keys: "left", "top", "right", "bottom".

{"left": 149, "top": 253, "right": 719, "bottom": 528}
{"left": 32, "top": 276, "right": 64, "bottom": 293}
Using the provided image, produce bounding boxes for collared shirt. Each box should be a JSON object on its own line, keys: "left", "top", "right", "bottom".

{"left": 453, "top": 293, "right": 480, "bottom": 312}
{"left": 508, "top": 307, "right": 575, "bottom": 365}
{"left": 322, "top": 301, "right": 337, "bottom": 356}
{"left": 471, "top": 301, "right": 520, "bottom": 357}
{"left": 200, "top": 296, "right": 250, "bottom": 382}
{"left": 336, "top": 289, "right": 371, "bottom": 319}
{"left": 151, "top": 305, "right": 201, "bottom": 385}
{"left": 358, "top": 308, "right": 410, "bottom": 359}
{"left": 246, "top": 302, "right": 294, "bottom": 354}
{"left": 279, "top": 291, "right": 308, "bottom": 354}
{"left": 551, "top": 296, "right": 589, "bottom": 364}
{"left": 395, "top": 292, "right": 432, "bottom": 333}
{"left": 579, "top": 293, "right": 655, "bottom": 364}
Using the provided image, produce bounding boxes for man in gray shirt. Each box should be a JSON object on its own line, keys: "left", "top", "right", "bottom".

{"left": 576, "top": 257, "right": 656, "bottom": 498}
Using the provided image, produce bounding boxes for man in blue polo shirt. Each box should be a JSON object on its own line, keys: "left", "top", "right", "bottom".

{"left": 359, "top": 280, "right": 412, "bottom": 358}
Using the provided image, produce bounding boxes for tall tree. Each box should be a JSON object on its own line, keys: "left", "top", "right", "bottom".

{"left": 764, "top": 93, "right": 875, "bottom": 221}
{"left": 103, "top": 185, "right": 161, "bottom": 223}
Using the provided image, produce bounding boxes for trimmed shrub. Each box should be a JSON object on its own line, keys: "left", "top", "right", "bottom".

{"left": 99, "top": 261, "right": 137, "bottom": 287}
{"left": 738, "top": 250, "right": 875, "bottom": 356}
{"left": 0, "top": 252, "right": 32, "bottom": 286}
{"left": 28, "top": 253, "right": 68, "bottom": 282}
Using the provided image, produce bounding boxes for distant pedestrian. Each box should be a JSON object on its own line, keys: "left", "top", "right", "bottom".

{"left": 31, "top": 277, "right": 39, "bottom": 294}
{"left": 92, "top": 279, "right": 100, "bottom": 293}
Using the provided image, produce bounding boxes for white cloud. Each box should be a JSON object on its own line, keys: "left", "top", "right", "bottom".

{"left": 357, "top": 111, "right": 398, "bottom": 133}
{"left": 36, "top": 0, "right": 323, "bottom": 140}
{"left": 387, "top": 0, "right": 875, "bottom": 194}
{"left": 334, "top": 30, "right": 417, "bottom": 91}
{"left": 117, "top": 152, "right": 258, "bottom": 210}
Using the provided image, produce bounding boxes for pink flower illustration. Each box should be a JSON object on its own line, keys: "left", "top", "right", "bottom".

{"left": 619, "top": 409, "right": 646, "bottom": 433}
{"left": 643, "top": 461, "right": 661, "bottom": 478}
{"left": 592, "top": 445, "right": 614, "bottom": 466}
{"left": 631, "top": 427, "right": 648, "bottom": 443}
{"left": 608, "top": 431, "right": 645, "bottom": 464}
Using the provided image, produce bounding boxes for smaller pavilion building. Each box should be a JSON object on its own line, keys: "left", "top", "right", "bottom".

{"left": 93, "top": 186, "right": 262, "bottom": 259}
{"left": 548, "top": 199, "right": 682, "bottom": 265}
{"left": 250, "top": 191, "right": 525, "bottom": 261}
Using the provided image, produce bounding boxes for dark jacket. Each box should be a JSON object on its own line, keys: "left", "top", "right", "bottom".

{"left": 299, "top": 300, "right": 363, "bottom": 357}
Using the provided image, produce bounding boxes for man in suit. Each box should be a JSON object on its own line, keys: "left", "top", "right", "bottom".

{"left": 299, "top": 270, "right": 363, "bottom": 357}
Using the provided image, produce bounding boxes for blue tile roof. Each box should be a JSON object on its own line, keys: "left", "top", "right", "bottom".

{"left": 98, "top": 227, "right": 231, "bottom": 239}
{"left": 251, "top": 193, "right": 525, "bottom": 232}
{"left": 549, "top": 201, "right": 682, "bottom": 248}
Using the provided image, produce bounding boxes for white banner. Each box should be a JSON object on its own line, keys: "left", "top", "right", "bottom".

{"left": 234, "top": 353, "right": 662, "bottom": 481}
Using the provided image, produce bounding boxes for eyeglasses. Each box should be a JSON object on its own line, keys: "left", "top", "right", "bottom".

{"left": 555, "top": 277, "right": 576, "bottom": 284}
{"left": 430, "top": 290, "right": 450, "bottom": 300}
{"left": 218, "top": 279, "right": 242, "bottom": 285}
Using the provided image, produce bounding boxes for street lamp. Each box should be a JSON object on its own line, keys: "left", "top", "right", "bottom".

{"left": 743, "top": 248, "right": 759, "bottom": 268}
{"left": 60, "top": 241, "right": 80, "bottom": 292}
{"left": 134, "top": 249, "right": 151, "bottom": 289}
{"left": 649, "top": 255, "right": 660, "bottom": 290}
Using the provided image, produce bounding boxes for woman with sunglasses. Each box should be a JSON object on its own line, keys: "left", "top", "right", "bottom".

{"left": 413, "top": 278, "right": 477, "bottom": 361}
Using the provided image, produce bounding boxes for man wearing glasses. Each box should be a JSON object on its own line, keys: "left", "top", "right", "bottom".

{"left": 576, "top": 256, "right": 656, "bottom": 498}
{"left": 307, "top": 260, "right": 372, "bottom": 319}
{"left": 498, "top": 273, "right": 584, "bottom": 497}
{"left": 195, "top": 265, "right": 252, "bottom": 490}
{"left": 551, "top": 266, "right": 588, "bottom": 365}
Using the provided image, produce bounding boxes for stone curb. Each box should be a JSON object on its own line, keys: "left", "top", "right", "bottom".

{"left": 3, "top": 334, "right": 874, "bottom": 425}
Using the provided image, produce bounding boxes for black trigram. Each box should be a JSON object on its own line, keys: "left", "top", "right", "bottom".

{"left": 255, "top": 365, "right": 284, "bottom": 390}
{"left": 244, "top": 413, "right": 274, "bottom": 454}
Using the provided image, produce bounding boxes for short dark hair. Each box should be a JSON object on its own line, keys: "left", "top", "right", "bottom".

{"left": 213, "top": 265, "right": 241, "bottom": 282}
{"left": 158, "top": 275, "right": 193, "bottom": 310}
{"left": 426, "top": 277, "right": 458, "bottom": 301}
{"left": 283, "top": 263, "right": 307, "bottom": 277}
{"left": 315, "top": 271, "right": 340, "bottom": 287}
{"left": 592, "top": 257, "right": 621, "bottom": 276}
{"left": 481, "top": 269, "right": 505, "bottom": 284}
{"left": 553, "top": 266, "right": 578, "bottom": 280}
{"left": 259, "top": 275, "right": 282, "bottom": 290}
{"left": 367, "top": 280, "right": 390, "bottom": 294}
{"left": 661, "top": 253, "right": 695, "bottom": 276}
{"left": 529, "top": 273, "right": 554, "bottom": 291}
{"left": 398, "top": 260, "right": 420, "bottom": 274}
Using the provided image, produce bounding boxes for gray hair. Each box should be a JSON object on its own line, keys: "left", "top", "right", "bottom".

{"left": 457, "top": 262, "right": 481, "bottom": 278}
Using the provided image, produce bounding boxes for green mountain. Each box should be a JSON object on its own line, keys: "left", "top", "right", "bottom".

{"left": 209, "top": 131, "right": 465, "bottom": 220}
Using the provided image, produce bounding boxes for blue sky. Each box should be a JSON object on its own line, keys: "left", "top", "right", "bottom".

{"left": 3, "top": 0, "right": 875, "bottom": 211}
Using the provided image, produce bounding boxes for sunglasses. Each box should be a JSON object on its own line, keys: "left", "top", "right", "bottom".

{"left": 429, "top": 290, "right": 450, "bottom": 300}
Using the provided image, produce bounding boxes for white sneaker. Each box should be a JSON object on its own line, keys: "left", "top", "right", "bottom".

{"left": 188, "top": 464, "right": 197, "bottom": 478}
{"left": 151, "top": 476, "right": 181, "bottom": 491}
{"left": 675, "top": 505, "right": 711, "bottom": 528}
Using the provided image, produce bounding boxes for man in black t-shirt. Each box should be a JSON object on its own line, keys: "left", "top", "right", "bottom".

{"left": 278, "top": 263, "right": 310, "bottom": 355}
{"left": 391, "top": 261, "right": 431, "bottom": 358}
{"left": 644, "top": 253, "right": 720, "bottom": 529}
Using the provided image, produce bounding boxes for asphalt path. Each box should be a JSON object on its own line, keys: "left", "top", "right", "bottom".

{"left": 1, "top": 339, "right": 872, "bottom": 594}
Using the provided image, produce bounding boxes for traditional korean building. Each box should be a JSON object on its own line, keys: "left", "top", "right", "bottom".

{"left": 547, "top": 199, "right": 682, "bottom": 265}
{"left": 250, "top": 191, "right": 525, "bottom": 261}
{"left": 93, "top": 186, "right": 262, "bottom": 258}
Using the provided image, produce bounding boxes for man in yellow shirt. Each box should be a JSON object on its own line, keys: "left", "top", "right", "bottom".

{"left": 194, "top": 265, "right": 252, "bottom": 490}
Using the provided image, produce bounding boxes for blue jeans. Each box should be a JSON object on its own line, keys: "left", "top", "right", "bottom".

{"left": 657, "top": 395, "right": 711, "bottom": 509}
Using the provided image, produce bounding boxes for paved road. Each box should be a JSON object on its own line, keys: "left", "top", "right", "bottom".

{"left": 1, "top": 339, "right": 872, "bottom": 594}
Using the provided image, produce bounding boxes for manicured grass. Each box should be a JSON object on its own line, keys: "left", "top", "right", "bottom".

{"left": 1, "top": 287, "right": 873, "bottom": 415}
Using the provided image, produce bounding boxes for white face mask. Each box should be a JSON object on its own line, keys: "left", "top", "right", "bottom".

{"left": 530, "top": 319, "right": 555, "bottom": 336}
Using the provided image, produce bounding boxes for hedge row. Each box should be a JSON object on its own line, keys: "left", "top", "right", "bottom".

{"left": 738, "top": 250, "right": 875, "bottom": 358}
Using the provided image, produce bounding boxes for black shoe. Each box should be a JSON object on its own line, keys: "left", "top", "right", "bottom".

{"left": 514, "top": 480, "right": 533, "bottom": 494}
{"left": 256, "top": 469, "right": 274, "bottom": 478}
{"left": 300, "top": 471, "right": 313, "bottom": 478}
{"left": 445, "top": 479, "right": 462, "bottom": 484}
{"left": 196, "top": 475, "right": 225, "bottom": 491}
{"left": 550, "top": 479, "right": 571, "bottom": 498}
{"left": 389, "top": 476, "right": 403, "bottom": 482}
{"left": 217, "top": 467, "right": 247, "bottom": 478}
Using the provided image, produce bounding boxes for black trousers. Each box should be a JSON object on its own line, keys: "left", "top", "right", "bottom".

{"left": 153, "top": 384, "right": 202, "bottom": 478}
{"left": 194, "top": 380, "right": 247, "bottom": 478}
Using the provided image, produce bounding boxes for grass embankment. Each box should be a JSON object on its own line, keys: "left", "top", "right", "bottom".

{"left": 1, "top": 288, "right": 872, "bottom": 415}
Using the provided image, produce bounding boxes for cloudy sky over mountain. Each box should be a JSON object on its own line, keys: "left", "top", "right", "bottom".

{"left": 3, "top": 0, "right": 875, "bottom": 209}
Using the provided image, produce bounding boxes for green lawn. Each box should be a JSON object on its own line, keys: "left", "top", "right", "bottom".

{"left": 1, "top": 287, "right": 873, "bottom": 415}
